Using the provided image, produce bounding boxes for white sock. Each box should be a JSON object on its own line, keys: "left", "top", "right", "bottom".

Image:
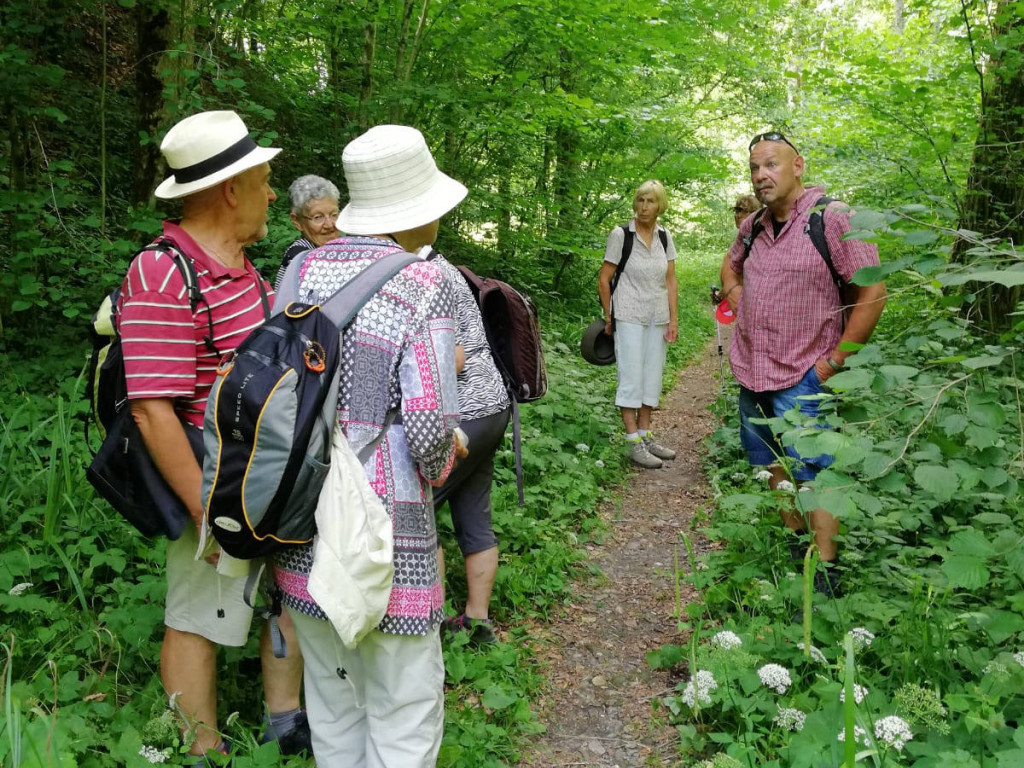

{"left": 625, "top": 432, "right": 640, "bottom": 441}
{"left": 638, "top": 429, "right": 650, "bottom": 438}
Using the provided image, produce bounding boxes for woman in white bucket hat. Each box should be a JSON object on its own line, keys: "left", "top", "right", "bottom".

{"left": 273, "top": 125, "right": 467, "bottom": 767}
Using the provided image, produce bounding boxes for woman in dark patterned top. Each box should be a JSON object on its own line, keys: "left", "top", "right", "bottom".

{"left": 427, "top": 250, "right": 511, "bottom": 646}
{"left": 274, "top": 126, "right": 468, "bottom": 767}
{"left": 275, "top": 174, "right": 341, "bottom": 289}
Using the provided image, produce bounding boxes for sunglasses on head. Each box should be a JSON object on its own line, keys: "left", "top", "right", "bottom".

{"left": 748, "top": 132, "right": 799, "bottom": 154}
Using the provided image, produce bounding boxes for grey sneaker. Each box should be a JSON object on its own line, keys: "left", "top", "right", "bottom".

{"left": 628, "top": 441, "right": 663, "bottom": 468}
{"left": 643, "top": 435, "right": 676, "bottom": 460}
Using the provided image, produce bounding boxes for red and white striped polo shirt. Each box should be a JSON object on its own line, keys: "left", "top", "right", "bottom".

{"left": 728, "top": 186, "right": 880, "bottom": 393}
{"left": 117, "top": 221, "right": 273, "bottom": 428}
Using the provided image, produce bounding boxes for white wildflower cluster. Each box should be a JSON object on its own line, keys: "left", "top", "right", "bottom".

{"left": 874, "top": 715, "right": 913, "bottom": 751}
{"left": 711, "top": 630, "right": 743, "bottom": 650}
{"left": 983, "top": 661, "right": 1008, "bottom": 677}
{"left": 798, "top": 485, "right": 811, "bottom": 493}
{"left": 8, "top": 582, "right": 33, "bottom": 596}
{"left": 797, "top": 642, "right": 827, "bottom": 665}
{"left": 840, "top": 683, "right": 869, "bottom": 704}
{"left": 680, "top": 670, "right": 718, "bottom": 707}
{"left": 774, "top": 707, "right": 806, "bottom": 732}
{"left": 575, "top": 443, "right": 590, "bottom": 453}
{"left": 776, "top": 480, "right": 796, "bottom": 493}
{"left": 758, "top": 664, "right": 792, "bottom": 694}
{"left": 1013, "top": 651, "right": 1024, "bottom": 668}
{"left": 138, "top": 746, "right": 169, "bottom": 764}
{"left": 755, "top": 469, "right": 773, "bottom": 483}
{"left": 837, "top": 725, "right": 870, "bottom": 747}
{"left": 752, "top": 578, "right": 775, "bottom": 602}
{"left": 731, "top": 472, "right": 748, "bottom": 483}
{"left": 848, "top": 627, "right": 875, "bottom": 651}
{"left": 594, "top": 459, "right": 605, "bottom": 468}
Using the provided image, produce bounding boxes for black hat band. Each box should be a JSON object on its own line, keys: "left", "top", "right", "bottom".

{"left": 171, "top": 135, "right": 259, "bottom": 184}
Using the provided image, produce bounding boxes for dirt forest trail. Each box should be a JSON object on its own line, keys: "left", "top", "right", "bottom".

{"left": 519, "top": 329, "right": 729, "bottom": 768}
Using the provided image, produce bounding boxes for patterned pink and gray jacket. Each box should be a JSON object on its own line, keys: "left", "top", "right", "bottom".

{"left": 274, "top": 236, "right": 460, "bottom": 636}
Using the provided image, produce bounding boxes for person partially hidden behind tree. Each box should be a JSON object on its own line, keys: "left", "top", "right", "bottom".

{"left": 719, "top": 131, "right": 887, "bottom": 597}
{"left": 117, "top": 111, "right": 310, "bottom": 762}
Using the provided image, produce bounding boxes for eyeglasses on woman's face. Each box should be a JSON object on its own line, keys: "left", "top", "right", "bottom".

{"left": 748, "top": 132, "right": 799, "bottom": 154}
{"left": 304, "top": 211, "right": 340, "bottom": 227}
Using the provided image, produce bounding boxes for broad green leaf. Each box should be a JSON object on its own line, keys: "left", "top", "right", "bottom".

{"left": 940, "top": 413, "right": 969, "bottom": 435}
{"left": 914, "top": 464, "right": 958, "bottom": 501}
{"left": 850, "top": 265, "right": 885, "bottom": 285}
{"left": 983, "top": 611, "right": 1024, "bottom": 643}
{"left": 902, "top": 229, "right": 939, "bottom": 245}
{"left": 824, "top": 368, "right": 872, "bottom": 390}
{"left": 949, "top": 530, "right": 994, "bottom": 558}
{"left": 961, "top": 355, "right": 1006, "bottom": 370}
{"left": 879, "top": 365, "right": 919, "bottom": 381}
{"left": 942, "top": 555, "right": 990, "bottom": 589}
{"left": 721, "top": 494, "right": 765, "bottom": 512}
{"left": 481, "top": 685, "right": 517, "bottom": 710}
{"left": 965, "top": 425, "right": 1001, "bottom": 450}
{"left": 969, "top": 402, "right": 1006, "bottom": 429}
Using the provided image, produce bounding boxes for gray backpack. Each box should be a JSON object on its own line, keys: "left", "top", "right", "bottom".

{"left": 201, "top": 251, "right": 417, "bottom": 559}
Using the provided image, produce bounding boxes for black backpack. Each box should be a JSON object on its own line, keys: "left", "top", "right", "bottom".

{"left": 85, "top": 238, "right": 238, "bottom": 539}
{"left": 425, "top": 252, "right": 548, "bottom": 506}
{"left": 201, "top": 251, "right": 418, "bottom": 559}
{"left": 740, "top": 196, "right": 852, "bottom": 324}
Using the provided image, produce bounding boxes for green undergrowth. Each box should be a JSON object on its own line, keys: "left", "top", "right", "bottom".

{"left": 0, "top": 249, "right": 715, "bottom": 767}
{"left": 650, "top": 217, "right": 1024, "bottom": 767}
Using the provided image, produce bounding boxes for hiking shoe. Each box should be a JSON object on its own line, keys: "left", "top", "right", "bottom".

{"left": 642, "top": 435, "right": 676, "bottom": 461}
{"left": 263, "top": 711, "right": 312, "bottom": 756}
{"left": 442, "top": 614, "right": 497, "bottom": 646}
{"left": 627, "top": 441, "right": 663, "bottom": 468}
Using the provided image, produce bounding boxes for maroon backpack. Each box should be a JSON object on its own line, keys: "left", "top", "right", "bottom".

{"left": 428, "top": 255, "right": 547, "bottom": 505}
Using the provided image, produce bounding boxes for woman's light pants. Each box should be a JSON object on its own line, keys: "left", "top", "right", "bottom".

{"left": 288, "top": 609, "right": 444, "bottom": 767}
{"left": 614, "top": 319, "right": 668, "bottom": 409}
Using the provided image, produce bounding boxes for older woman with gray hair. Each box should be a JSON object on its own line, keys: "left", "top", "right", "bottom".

{"left": 276, "top": 174, "right": 341, "bottom": 288}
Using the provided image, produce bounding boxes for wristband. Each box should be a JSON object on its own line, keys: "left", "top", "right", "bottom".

{"left": 724, "top": 284, "right": 741, "bottom": 297}
{"left": 826, "top": 357, "right": 843, "bottom": 372}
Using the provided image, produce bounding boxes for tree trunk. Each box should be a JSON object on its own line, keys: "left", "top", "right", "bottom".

{"left": 131, "top": 0, "right": 194, "bottom": 208}
{"left": 952, "top": 1, "right": 1023, "bottom": 327}
{"left": 359, "top": 6, "right": 378, "bottom": 131}
{"left": 131, "top": 1, "right": 172, "bottom": 207}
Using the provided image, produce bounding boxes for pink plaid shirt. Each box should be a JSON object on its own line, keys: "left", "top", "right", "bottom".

{"left": 728, "top": 186, "right": 880, "bottom": 392}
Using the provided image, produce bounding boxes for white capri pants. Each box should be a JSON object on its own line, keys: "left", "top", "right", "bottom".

{"left": 614, "top": 319, "right": 668, "bottom": 409}
{"left": 287, "top": 609, "right": 444, "bottom": 768}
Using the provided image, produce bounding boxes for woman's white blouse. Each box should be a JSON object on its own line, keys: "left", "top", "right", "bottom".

{"left": 603, "top": 220, "right": 677, "bottom": 325}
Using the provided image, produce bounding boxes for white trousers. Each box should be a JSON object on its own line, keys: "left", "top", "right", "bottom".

{"left": 614, "top": 319, "right": 668, "bottom": 409}
{"left": 288, "top": 609, "right": 444, "bottom": 768}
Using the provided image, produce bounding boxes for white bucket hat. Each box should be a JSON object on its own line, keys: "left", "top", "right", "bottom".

{"left": 336, "top": 125, "right": 467, "bottom": 235}
{"left": 155, "top": 111, "right": 281, "bottom": 200}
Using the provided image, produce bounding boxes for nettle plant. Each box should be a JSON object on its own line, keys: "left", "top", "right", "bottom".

{"left": 656, "top": 213, "right": 1024, "bottom": 767}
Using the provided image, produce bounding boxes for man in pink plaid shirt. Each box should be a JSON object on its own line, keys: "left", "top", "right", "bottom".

{"left": 720, "top": 132, "right": 887, "bottom": 597}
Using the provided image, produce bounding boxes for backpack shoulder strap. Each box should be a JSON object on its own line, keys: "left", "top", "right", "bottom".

{"left": 740, "top": 209, "right": 767, "bottom": 265}
{"left": 318, "top": 251, "right": 420, "bottom": 330}
{"left": 658, "top": 228, "right": 668, "bottom": 252}
{"left": 610, "top": 224, "right": 634, "bottom": 297}
{"left": 807, "top": 195, "right": 843, "bottom": 290}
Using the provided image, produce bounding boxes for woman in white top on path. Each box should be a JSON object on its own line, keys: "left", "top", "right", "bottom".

{"left": 597, "top": 180, "right": 679, "bottom": 468}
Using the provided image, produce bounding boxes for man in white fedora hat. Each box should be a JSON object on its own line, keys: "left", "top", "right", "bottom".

{"left": 272, "top": 124, "right": 468, "bottom": 767}
{"left": 117, "top": 110, "right": 309, "bottom": 761}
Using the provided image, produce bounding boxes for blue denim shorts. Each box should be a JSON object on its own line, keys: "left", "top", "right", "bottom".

{"left": 738, "top": 366, "right": 834, "bottom": 483}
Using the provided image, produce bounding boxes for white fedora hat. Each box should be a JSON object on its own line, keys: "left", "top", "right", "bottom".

{"left": 155, "top": 111, "right": 281, "bottom": 200}
{"left": 336, "top": 125, "right": 467, "bottom": 235}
